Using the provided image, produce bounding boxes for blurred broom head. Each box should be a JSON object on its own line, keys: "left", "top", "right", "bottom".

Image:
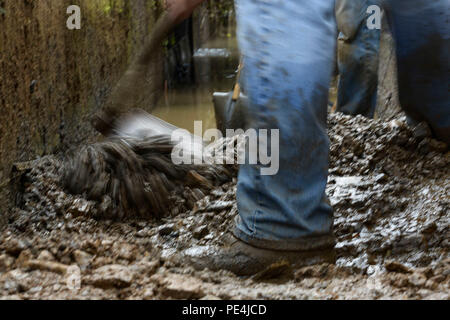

{"left": 64, "top": 109, "right": 238, "bottom": 220}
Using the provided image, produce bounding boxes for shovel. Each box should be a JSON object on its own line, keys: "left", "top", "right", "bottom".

{"left": 213, "top": 90, "right": 249, "bottom": 135}
{"left": 213, "top": 60, "right": 249, "bottom": 135}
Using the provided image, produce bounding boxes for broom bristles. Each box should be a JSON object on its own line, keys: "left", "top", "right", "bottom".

{"left": 63, "top": 110, "right": 237, "bottom": 219}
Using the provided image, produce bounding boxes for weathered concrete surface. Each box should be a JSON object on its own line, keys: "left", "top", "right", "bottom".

{"left": 0, "top": 0, "right": 165, "bottom": 226}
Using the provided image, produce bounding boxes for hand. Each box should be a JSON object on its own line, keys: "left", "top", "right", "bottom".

{"left": 164, "top": 0, "right": 204, "bottom": 24}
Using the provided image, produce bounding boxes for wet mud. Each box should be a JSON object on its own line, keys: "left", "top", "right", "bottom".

{"left": 0, "top": 113, "right": 448, "bottom": 300}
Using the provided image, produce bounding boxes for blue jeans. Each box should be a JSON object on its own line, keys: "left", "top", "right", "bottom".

{"left": 234, "top": 0, "right": 449, "bottom": 250}
{"left": 336, "top": 0, "right": 381, "bottom": 118}
{"left": 384, "top": 0, "right": 450, "bottom": 142}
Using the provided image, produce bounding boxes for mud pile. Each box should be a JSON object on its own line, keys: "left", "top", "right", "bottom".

{"left": 0, "top": 113, "right": 448, "bottom": 300}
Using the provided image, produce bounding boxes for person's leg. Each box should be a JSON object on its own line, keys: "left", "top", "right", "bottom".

{"left": 233, "top": 0, "right": 337, "bottom": 250}
{"left": 384, "top": 0, "right": 450, "bottom": 143}
{"left": 336, "top": 0, "right": 381, "bottom": 118}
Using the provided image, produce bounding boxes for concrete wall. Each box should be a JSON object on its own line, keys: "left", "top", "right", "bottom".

{"left": 0, "top": 0, "right": 165, "bottom": 225}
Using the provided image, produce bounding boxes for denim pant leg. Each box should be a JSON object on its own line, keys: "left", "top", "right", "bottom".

{"left": 233, "top": 1, "right": 337, "bottom": 250}
{"left": 336, "top": 0, "right": 381, "bottom": 118}
{"left": 384, "top": 0, "right": 450, "bottom": 143}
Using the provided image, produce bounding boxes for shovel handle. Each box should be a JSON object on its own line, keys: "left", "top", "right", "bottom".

{"left": 232, "top": 83, "right": 241, "bottom": 101}
{"left": 232, "top": 58, "right": 245, "bottom": 101}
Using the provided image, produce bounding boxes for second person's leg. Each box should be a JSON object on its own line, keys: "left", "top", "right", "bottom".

{"left": 384, "top": 0, "right": 450, "bottom": 143}
{"left": 336, "top": 0, "right": 381, "bottom": 118}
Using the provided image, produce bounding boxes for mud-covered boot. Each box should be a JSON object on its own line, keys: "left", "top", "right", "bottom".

{"left": 176, "top": 233, "right": 336, "bottom": 276}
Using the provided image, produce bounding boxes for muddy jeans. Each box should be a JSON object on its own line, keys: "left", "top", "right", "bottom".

{"left": 336, "top": 0, "right": 380, "bottom": 118}
{"left": 233, "top": 0, "right": 449, "bottom": 250}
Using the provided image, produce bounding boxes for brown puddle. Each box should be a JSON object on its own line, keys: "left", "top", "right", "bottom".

{"left": 153, "top": 34, "right": 239, "bottom": 135}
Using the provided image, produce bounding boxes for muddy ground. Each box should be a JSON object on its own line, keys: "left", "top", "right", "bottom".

{"left": 0, "top": 113, "right": 448, "bottom": 300}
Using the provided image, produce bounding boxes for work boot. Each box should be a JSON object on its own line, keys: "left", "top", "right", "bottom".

{"left": 176, "top": 233, "right": 336, "bottom": 276}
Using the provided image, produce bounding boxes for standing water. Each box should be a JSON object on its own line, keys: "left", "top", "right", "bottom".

{"left": 153, "top": 24, "right": 239, "bottom": 135}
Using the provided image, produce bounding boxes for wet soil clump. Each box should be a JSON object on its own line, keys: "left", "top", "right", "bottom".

{"left": 0, "top": 113, "right": 448, "bottom": 300}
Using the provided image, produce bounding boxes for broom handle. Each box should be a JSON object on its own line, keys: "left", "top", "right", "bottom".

{"left": 107, "top": 11, "right": 175, "bottom": 114}
{"left": 92, "top": 11, "right": 178, "bottom": 136}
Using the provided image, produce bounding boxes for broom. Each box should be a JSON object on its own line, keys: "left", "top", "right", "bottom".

{"left": 63, "top": 12, "right": 237, "bottom": 219}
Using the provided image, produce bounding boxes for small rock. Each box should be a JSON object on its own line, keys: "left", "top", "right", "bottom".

{"left": 0, "top": 254, "right": 15, "bottom": 272}
{"left": 142, "top": 285, "right": 156, "bottom": 300}
{"left": 211, "top": 189, "right": 225, "bottom": 198}
{"left": 114, "top": 243, "right": 136, "bottom": 261}
{"left": 429, "top": 274, "right": 445, "bottom": 284}
{"left": 300, "top": 278, "right": 316, "bottom": 289}
{"left": 205, "top": 212, "right": 215, "bottom": 220}
{"left": 37, "top": 250, "right": 55, "bottom": 262}
{"left": 28, "top": 286, "right": 43, "bottom": 294}
{"left": 374, "top": 173, "right": 388, "bottom": 183}
{"left": 317, "top": 281, "right": 330, "bottom": 290}
{"left": 136, "top": 229, "right": 150, "bottom": 238}
{"left": 91, "top": 256, "right": 114, "bottom": 269}
{"left": 89, "top": 265, "right": 134, "bottom": 289}
{"left": 416, "top": 267, "right": 434, "bottom": 279}
{"left": 388, "top": 119, "right": 405, "bottom": 131}
{"left": 158, "top": 224, "right": 176, "bottom": 236}
{"left": 425, "top": 279, "right": 438, "bottom": 290}
{"left": 5, "top": 239, "right": 30, "bottom": 257}
{"left": 390, "top": 273, "right": 410, "bottom": 288}
{"left": 408, "top": 272, "right": 427, "bottom": 287}
{"left": 193, "top": 226, "right": 209, "bottom": 240}
{"left": 73, "top": 250, "right": 93, "bottom": 270}
{"left": 69, "top": 199, "right": 93, "bottom": 216}
{"left": 152, "top": 273, "right": 205, "bottom": 299}
{"left": 205, "top": 201, "right": 234, "bottom": 212}
{"left": 16, "top": 249, "right": 33, "bottom": 268}
{"left": 100, "top": 239, "right": 113, "bottom": 249}
{"left": 65, "top": 265, "right": 82, "bottom": 291}
{"left": 1, "top": 269, "right": 29, "bottom": 293}
{"left": 385, "top": 261, "right": 412, "bottom": 274}
{"left": 2, "top": 279, "right": 22, "bottom": 294}
{"left": 129, "top": 260, "right": 160, "bottom": 277}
